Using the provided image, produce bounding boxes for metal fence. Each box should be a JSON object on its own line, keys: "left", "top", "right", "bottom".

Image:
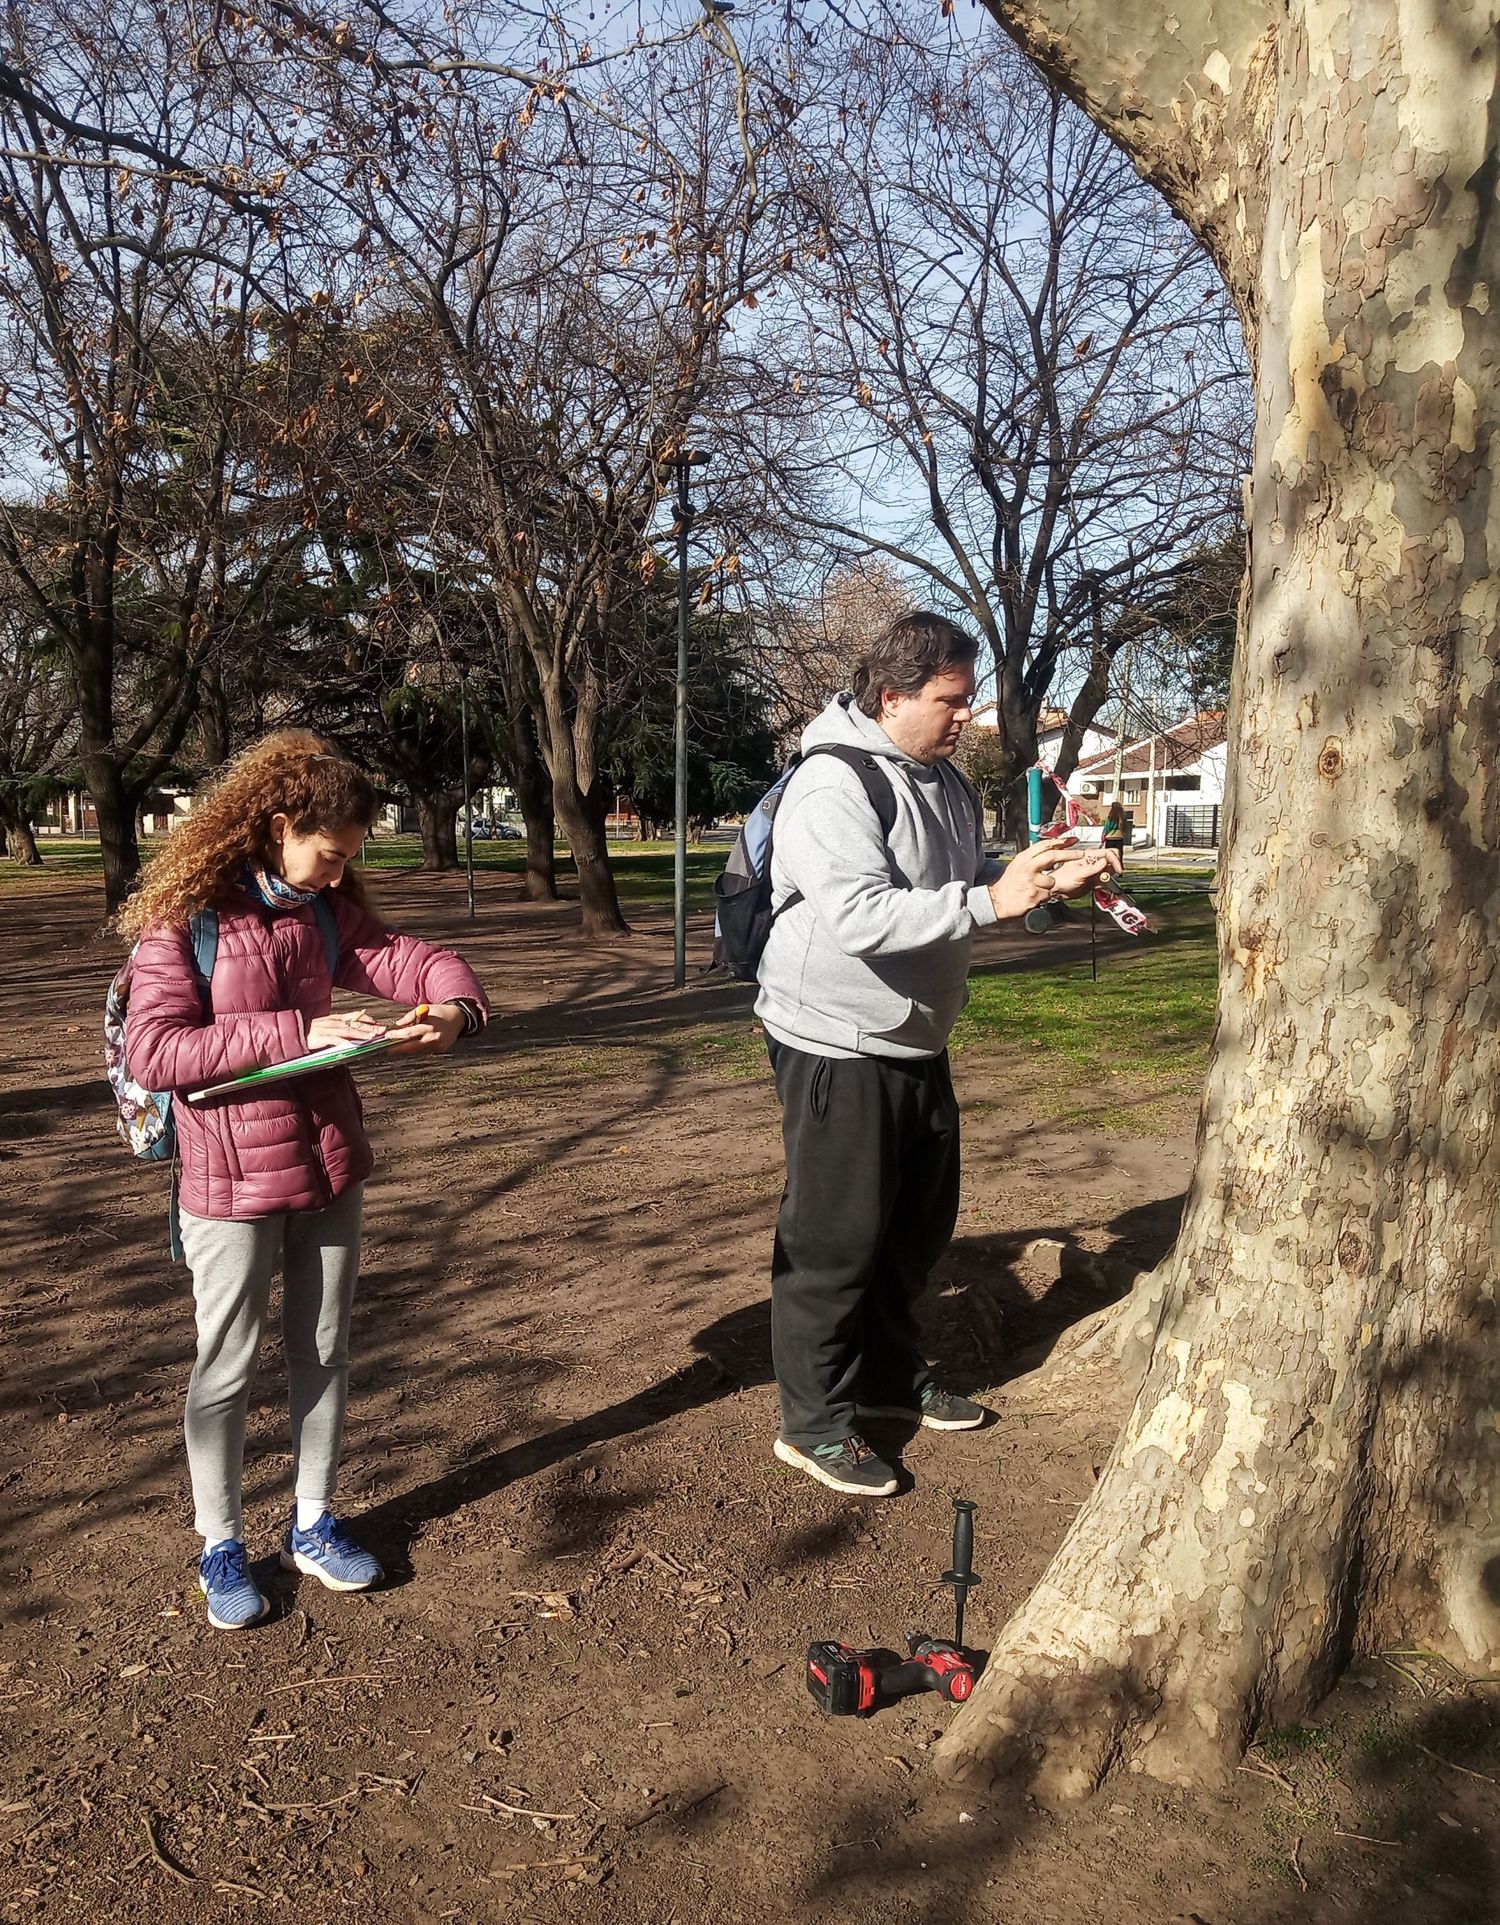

{"left": 1165, "top": 804, "right": 1221, "bottom": 850}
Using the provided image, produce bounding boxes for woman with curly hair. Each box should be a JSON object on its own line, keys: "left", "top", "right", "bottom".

{"left": 119, "top": 730, "right": 489, "bottom": 1629}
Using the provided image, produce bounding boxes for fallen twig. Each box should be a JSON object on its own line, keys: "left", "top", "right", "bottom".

{"left": 481, "top": 1794, "right": 580, "bottom": 1823}
{"left": 1331, "top": 1828, "right": 1400, "bottom": 1848}
{"left": 1289, "top": 1834, "right": 1307, "bottom": 1892}
{"left": 142, "top": 1813, "right": 196, "bottom": 1885}
{"left": 264, "top": 1673, "right": 384, "bottom": 1695}
{"left": 1239, "top": 1749, "right": 1296, "bottom": 1793}
{"left": 495, "top": 1853, "right": 601, "bottom": 1874}
{"left": 622, "top": 1792, "right": 670, "bottom": 1832}
{"left": 242, "top": 1788, "right": 360, "bottom": 1817}
{"left": 1414, "top": 1742, "right": 1499, "bottom": 1787}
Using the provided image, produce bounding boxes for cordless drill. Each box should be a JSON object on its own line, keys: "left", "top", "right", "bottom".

{"left": 805, "top": 1633, "right": 975, "bottom": 1716}
{"left": 805, "top": 1496, "right": 983, "bottom": 1717}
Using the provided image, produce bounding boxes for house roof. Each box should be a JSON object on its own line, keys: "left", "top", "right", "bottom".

{"left": 1073, "top": 710, "right": 1227, "bottom": 780}
{"left": 970, "top": 702, "right": 1087, "bottom": 735}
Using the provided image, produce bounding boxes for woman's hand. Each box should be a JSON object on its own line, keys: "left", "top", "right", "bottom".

{"left": 306, "top": 1011, "right": 388, "bottom": 1050}
{"left": 386, "top": 1001, "right": 466, "bottom": 1055}
{"left": 986, "top": 837, "right": 1123, "bottom": 920}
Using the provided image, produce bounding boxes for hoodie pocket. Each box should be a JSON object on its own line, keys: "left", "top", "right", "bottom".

{"left": 809, "top": 1056, "right": 831, "bottom": 1121}
{"left": 857, "top": 996, "right": 919, "bottom": 1045}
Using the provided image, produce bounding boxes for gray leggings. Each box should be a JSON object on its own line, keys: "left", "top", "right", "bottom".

{"left": 178, "top": 1185, "right": 364, "bottom": 1544}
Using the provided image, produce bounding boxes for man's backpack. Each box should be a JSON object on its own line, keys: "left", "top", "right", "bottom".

{"left": 104, "top": 898, "right": 339, "bottom": 1161}
{"left": 712, "top": 745, "right": 899, "bottom": 982}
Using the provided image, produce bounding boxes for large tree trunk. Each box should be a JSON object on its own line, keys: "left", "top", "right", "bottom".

{"left": 1, "top": 788, "right": 42, "bottom": 864}
{"left": 80, "top": 750, "right": 141, "bottom": 915}
{"left": 412, "top": 792, "right": 460, "bottom": 872}
{"left": 508, "top": 707, "right": 558, "bottom": 902}
{"left": 534, "top": 672, "right": 628, "bottom": 936}
{"left": 553, "top": 769, "right": 629, "bottom": 936}
{"left": 940, "top": 0, "right": 1500, "bottom": 1795}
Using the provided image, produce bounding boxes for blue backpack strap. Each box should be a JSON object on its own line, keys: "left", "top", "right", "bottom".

{"left": 187, "top": 908, "right": 218, "bottom": 994}
{"left": 312, "top": 894, "right": 341, "bottom": 979}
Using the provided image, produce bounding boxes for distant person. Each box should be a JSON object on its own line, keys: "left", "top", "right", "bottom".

{"left": 1102, "top": 797, "right": 1128, "bottom": 865}
{"left": 756, "top": 614, "right": 1119, "bottom": 1497}
{"left": 117, "top": 731, "right": 489, "bottom": 1629}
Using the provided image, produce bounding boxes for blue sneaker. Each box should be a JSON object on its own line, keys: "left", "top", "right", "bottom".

{"left": 280, "top": 1511, "right": 384, "bottom": 1592}
{"left": 198, "top": 1540, "right": 270, "bottom": 1630}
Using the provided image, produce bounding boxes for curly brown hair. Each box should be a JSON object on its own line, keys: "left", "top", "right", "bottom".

{"left": 116, "top": 730, "right": 380, "bottom": 939}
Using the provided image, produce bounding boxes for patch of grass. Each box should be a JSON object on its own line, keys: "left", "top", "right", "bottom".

{"left": 1355, "top": 1707, "right": 1414, "bottom": 1761}
{"left": 1, "top": 839, "right": 111, "bottom": 894}
{"left": 3, "top": 835, "right": 728, "bottom": 908}
{"left": 955, "top": 897, "right": 1217, "bottom": 1082}
{"left": 1261, "top": 1722, "right": 1343, "bottom": 1768}
{"left": 679, "top": 1026, "right": 767, "bottom": 1081}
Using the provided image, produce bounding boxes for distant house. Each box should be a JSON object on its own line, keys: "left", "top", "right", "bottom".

{"left": 968, "top": 701, "right": 1113, "bottom": 771}
{"left": 1067, "top": 711, "right": 1227, "bottom": 849}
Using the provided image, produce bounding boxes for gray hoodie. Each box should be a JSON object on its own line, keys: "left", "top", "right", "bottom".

{"left": 755, "top": 693, "right": 1002, "bottom": 1060}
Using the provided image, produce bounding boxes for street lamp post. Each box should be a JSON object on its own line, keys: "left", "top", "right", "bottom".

{"left": 668, "top": 449, "right": 711, "bottom": 989}
{"left": 458, "top": 661, "right": 475, "bottom": 922}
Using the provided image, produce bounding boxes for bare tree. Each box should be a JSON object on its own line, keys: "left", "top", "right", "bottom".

{"left": 752, "top": 557, "right": 912, "bottom": 748}
{"left": 786, "top": 14, "right": 1248, "bottom": 831}
{"left": 266, "top": 1, "right": 808, "bottom": 935}
{"left": 0, "top": 576, "right": 72, "bottom": 861}
{"left": 0, "top": 0, "right": 312, "bottom": 909}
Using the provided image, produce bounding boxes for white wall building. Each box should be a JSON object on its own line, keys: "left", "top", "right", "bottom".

{"left": 968, "top": 701, "right": 1114, "bottom": 770}
{"left": 1067, "top": 711, "right": 1228, "bottom": 849}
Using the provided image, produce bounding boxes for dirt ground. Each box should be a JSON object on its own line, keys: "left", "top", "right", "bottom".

{"left": 2, "top": 870, "right": 1497, "bottom": 1925}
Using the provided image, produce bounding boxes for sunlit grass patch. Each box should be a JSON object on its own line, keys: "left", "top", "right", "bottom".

{"left": 953, "top": 897, "right": 1218, "bottom": 1129}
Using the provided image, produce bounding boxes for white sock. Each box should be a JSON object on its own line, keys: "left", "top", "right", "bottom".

{"left": 203, "top": 1531, "right": 243, "bottom": 1553}
{"left": 295, "top": 1497, "right": 329, "bottom": 1531}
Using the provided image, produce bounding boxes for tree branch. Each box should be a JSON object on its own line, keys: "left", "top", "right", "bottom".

{"left": 978, "top": 0, "right": 1278, "bottom": 326}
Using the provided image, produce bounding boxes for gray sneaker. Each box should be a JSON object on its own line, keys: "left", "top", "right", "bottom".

{"left": 773, "top": 1434, "right": 899, "bottom": 1497}
{"left": 857, "top": 1386, "right": 989, "bottom": 1431}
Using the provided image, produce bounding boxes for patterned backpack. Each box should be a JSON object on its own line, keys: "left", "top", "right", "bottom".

{"left": 104, "top": 899, "right": 338, "bottom": 1160}
{"left": 105, "top": 912, "right": 219, "bottom": 1162}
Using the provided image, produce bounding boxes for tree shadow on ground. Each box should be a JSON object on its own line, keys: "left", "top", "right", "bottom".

{"left": 924, "top": 1189, "right": 1186, "bottom": 1395}
{"left": 354, "top": 1188, "right": 1185, "bottom": 1578}
{"left": 788, "top": 1685, "right": 1498, "bottom": 1925}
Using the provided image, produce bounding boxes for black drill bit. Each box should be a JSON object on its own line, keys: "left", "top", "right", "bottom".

{"left": 941, "top": 1498, "right": 980, "bottom": 1649}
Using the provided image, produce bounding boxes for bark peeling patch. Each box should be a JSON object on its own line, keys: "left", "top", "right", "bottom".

{"left": 1201, "top": 1380, "right": 1266, "bottom": 1513}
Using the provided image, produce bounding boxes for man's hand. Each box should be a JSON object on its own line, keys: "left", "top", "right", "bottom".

{"left": 986, "top": 837, "right": 1123, "bottom": 921}
{"left": 386, "top": 1001, "right": 466, "bottom": 1055}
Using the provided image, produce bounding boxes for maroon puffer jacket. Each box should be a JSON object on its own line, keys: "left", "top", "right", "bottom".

{"left": 126, "top": 885, "right": 489, "bottom": 1219}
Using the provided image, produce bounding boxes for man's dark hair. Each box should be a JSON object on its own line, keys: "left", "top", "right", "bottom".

{"left": 850, "top": 613, "right": 980, "bottom": 717}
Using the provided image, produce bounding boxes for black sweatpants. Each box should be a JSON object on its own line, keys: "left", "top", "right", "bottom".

{"left": 767, "top": 1036, "right": 961, "bottom": 1448}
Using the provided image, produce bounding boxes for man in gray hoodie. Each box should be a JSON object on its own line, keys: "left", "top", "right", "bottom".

{"left": 758, "top": 612, "right": 1118, "bottom": 1496}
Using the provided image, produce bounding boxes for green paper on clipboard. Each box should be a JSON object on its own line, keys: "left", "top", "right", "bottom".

{"left": 186, "top": 1034, "right": 399, "bottom": 1103}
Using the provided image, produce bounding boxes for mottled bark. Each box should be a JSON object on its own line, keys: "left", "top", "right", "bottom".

{"left": 941, "top": 0, "right": 1500, "bottom": 1794}
{"left": 80, "top": 749, "right": 141, "bottom": 915}
{"left": 537, "top": 672, "right": 629, "bottom": 936}
{"left": 552, "top": 768, "right": 627, "bottom": 936}
{"left": 2, "top": 802, "right": 41, "bottom": 864}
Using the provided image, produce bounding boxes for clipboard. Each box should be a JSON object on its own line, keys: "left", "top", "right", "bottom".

{"left": 185, "top": 1033, "right": 400, "bottom": 1103}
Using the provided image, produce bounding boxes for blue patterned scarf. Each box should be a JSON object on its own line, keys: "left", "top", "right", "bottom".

{"left": 243, "top": 859, "right": 321, "bottom": 908}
